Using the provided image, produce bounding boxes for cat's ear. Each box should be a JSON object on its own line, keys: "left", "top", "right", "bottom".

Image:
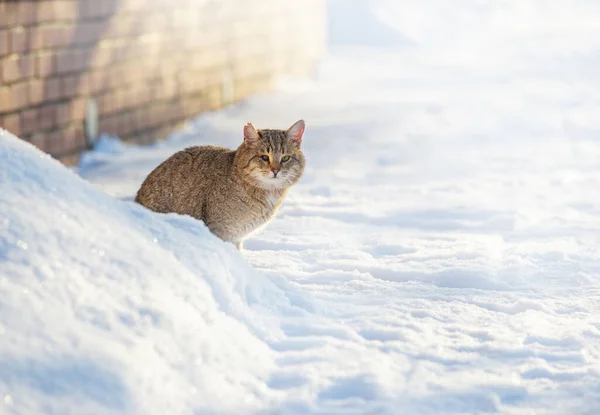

{"left": 287, "top": 119, "right": 305, "bottom": 148}
{"left": 243, "top": 123, "right": 260, "bottom": 146}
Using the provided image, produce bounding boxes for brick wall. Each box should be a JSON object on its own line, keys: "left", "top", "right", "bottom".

{"left": 0, "top": 0, "right": 325, "bottom": 163}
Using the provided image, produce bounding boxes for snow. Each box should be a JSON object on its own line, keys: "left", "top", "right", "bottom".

{"left": 3, "top": 0, "right": 600, "bottom": 414}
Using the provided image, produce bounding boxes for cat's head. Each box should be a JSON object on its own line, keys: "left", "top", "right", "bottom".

{"left": 238, "top": 120, "right": 306, "bottom": 190}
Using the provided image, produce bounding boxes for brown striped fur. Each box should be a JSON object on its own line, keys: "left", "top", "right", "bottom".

{"left": 135, "top": 120, "right": 306, "bottom": 250}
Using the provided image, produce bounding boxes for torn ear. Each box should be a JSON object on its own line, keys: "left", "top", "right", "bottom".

{"left": 287, "top": 119, "right": 305, "bottom": 148}
{"left": 243, "top": 122, "right": 260, "bottom": 146}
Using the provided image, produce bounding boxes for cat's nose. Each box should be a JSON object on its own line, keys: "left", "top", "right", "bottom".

{"left": 271, "top": 168, "right": 280, "bottom": 177}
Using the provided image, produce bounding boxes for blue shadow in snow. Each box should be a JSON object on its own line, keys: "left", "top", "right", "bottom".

{"left": 0, "top": 357, "right": 127, "bottom": 410}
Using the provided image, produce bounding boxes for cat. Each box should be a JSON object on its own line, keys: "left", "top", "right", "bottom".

{"left": 135, "top": 120, "right": 306, "bottom": 250}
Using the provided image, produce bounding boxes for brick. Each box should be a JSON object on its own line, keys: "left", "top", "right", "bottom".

{"left": 137, "top": 132, "right": 152, "bottom": 145}
{"left": 0, "top": 86, "right": 13, "bottom": 113}
{"left": 132, "top": 87, "right": 147, "bottom": 108}
{"left": 82, "top": 0, "right": 114, "bottom": 19}
{"left": 156, "top": 80, "right": 174, "bottom": 101}
{"left": 108, "top": 17, "right": 136, "bottom": 38}
{"left": 2, "top": 113, "right": 21, "bottom": 136}
{"left": 54, "top": 1, "right": 78, "bottom": 21}
{"left": 44, "top": 77, "right": 62, "bottom": 101}
{"left": 28, "top": 28, "right": 42, "bottom": 50}
{"left": 39, "top": 105, "right": 57, "bottom": 130}
{"left": 16, "top": 1, "right": 37, "bottom": 26}
{"left": 30, "top": 26, "right": 47, "bottom": 50}
{"left": 36, "top": 52, "right": 55, "bottom": 77}
{"left": 110, "top": 90, "right": 123, "bottom": 113}
{"left": 58, "top": 153, "right": 82, "bottom": 166}
{"left": 134, "top": 107, "right": 149, "bottom": 131}
{"left": 120, "top": 112, "right": 134, "bottom": 135}
{"left": 128, "top": 108, "right": 140, "bottom": 132}
{"left": 0, "top": 4, "right": 9, "bottom": 29}
{"left": 2, "top": 56, "right": 22, "bottom": 83}
{"left": 128, "top": 113, "right": 142, "bottom": 135}
{"left": 21, "top": 108, "right": 40, "bottom": 135}
{"left": 136, "top": 87, "right": 150, "bottom": 104}
{"left": 66, "top": 128, "right": 83, "bottom": 152}
{"left": 112, "top": 89, "right": 126, "bottom": 112}
{"left": 153, "top": 126, "right": 166, "bottom": 141}
{"left": 0, "top": 30, "right": 9, "bottom": 57}
{"left": 171, "top": 103, "right": 186, "bottom": 123}
{"left": 90, "top": 45, "right": 111, "bottom": 68}
{"left": 29, "top": 80, "right": 44, "bottom": 105}
{"left": 36, "top": 1, "right": 56, "bottom": 22}
{"left": 110, "top": 66, "right": 127, "bottom": 86}
{"left": 70, "top": 98, "right": 86, "bottom": 122}
{"left": 149, "top": 103, "right": 162, "bottom": 125}
{"left": 2, "top": 90, "right": 18, "bottom": 114}
{"left": 120, "top": 88, "right": 133, "bottom": 110}
{"left": 22, "top": 55, "right": 35, "bottom": 78}
{"left": 54, "top": 49, "right": 89, "bottom": 75}
{"left": 121, "top": 0, "right": 145, "bottom": 12}
{"left": 29, "top": 132, "right": 48, "bottom": 151}
{"left": 61, "top": 126, "right": 86, "bottom": 154}
{"left": 52, "top": 26, "right": 70, "bottom": 48}
{"left": 157, "top": 102, "right": 170, "bottom": 123}
{"left": 34, "top": 25, "right": 69, "bottom": 49}
{"left": 104, "top": 66, "right": 122, "bottom": 89}
{"left": 89, "top": 71, "right": 103, "bottom": 94}
{"left": 80, "top": 0, "right": 93, "bottom": 19}
{"left": 147, "top": 105, "right": 162, "bottom": 128}
{"left": 61, "top": 74, "right": 80, "bottom": 98}
{"left": 75, "top": 49, "right": 90, "bottom": 71}
{"left": 115, "top": 41, "right": 134, "bottom": 62}
{"left": 2, "top": 55, "right": 35, "bottom": 84}
{"left": 141, "top": 129, "right": 155, "bottom": 144}
{"left": 87, "top": 71, "right": 107, "bottom": 94}
{"left": 55, "top": 50, "right": 76, "bottom": 74}
{"left": 157, "top": 103, "right": 170, "bottom": 125}
{"left": 49, "top": 130, "right": 70, "bottom": 154}
{"left": 10, "top": 27, "right": 29, "bottom": 54}
{"left": 55, "top": 102, "right": 71, "bottom": 126}
{"left": 43, "top": 131, "right": 63, "bottom": 155}
{"left": 9, "top": 82, "right": 29, "bottom": 111}
{"left": 76, "top": 21, "right": 105, "bottom": 45}
{"left": 99, "top": 114, "right": 120, "bottom": 135}
{"left": 98, "top": 92, "right": 113, "bottom": 115}
{"left": 78, "top": 73, "right": 92, "bottom": 94}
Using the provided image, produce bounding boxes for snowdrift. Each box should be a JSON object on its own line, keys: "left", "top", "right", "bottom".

{"left": 0, "top": 130, "right": 304, "bottom": 414}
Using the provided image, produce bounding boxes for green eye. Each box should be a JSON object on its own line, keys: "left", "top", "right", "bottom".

{"left": 281, "top": 156, "right": 291, "bottom": 162}
{"left": 260, "top": 155, "right": 269, "bottom": 161}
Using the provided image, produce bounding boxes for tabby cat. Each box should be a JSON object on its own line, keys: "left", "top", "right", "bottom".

{"left": 135, "top": 120, "right": 306, "bottom": 250}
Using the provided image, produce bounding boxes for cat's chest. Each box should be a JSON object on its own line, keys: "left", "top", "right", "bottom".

{"left": 264, "top": 193, "right": 280, "bottom": 210}
{"left": 245, "top": 193, "right": 281, "bottom": 221}
{"left": 235, "top": 192, "right": 282, "bottom": 232}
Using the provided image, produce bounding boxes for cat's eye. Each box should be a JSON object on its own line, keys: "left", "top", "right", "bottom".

{"left": 281, "top": 156, "right": 291, "bottom": 163}
{"left": 260, "top": 155, "right": 269, "bottom": 161}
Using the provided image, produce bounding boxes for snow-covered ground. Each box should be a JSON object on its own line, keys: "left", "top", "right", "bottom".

{"left": 3, "top": 0, "right": 600, "bottom": 414}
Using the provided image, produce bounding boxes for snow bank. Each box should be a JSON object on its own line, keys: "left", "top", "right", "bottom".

{"left": 0, "top": 130, "right": 304, "bottom": 414}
